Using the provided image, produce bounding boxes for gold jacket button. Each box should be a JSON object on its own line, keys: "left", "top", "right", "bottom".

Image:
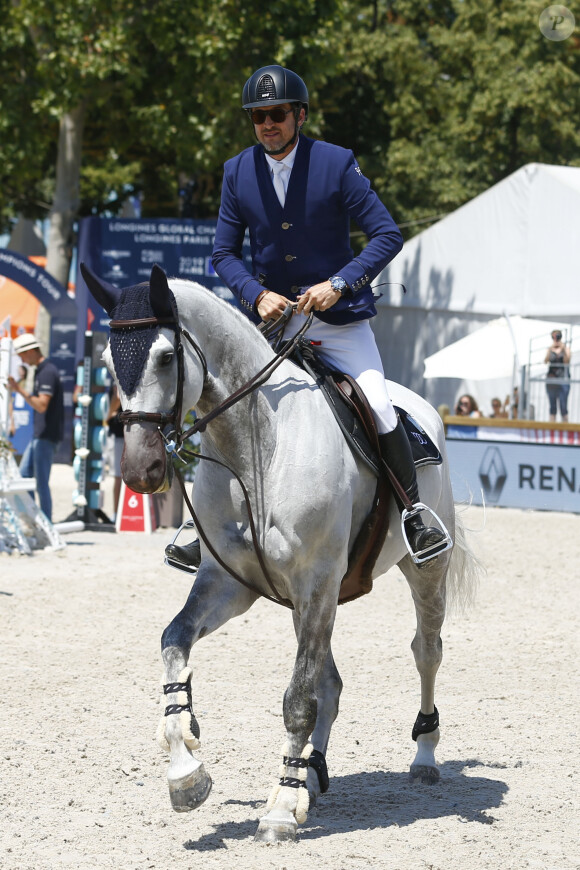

{"left": 290, "top": 285, "right": 299, "bottom": 294}
{"left": 284, "top": 254, "right": 296, "bottom": 262}
{"left": 281, "top": 221, "right": 291, "bottom": 230}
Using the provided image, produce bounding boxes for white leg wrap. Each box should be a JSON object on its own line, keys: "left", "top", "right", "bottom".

{"left": 156, "top": 712, "right": 171, "bottom": 752}
{"left": 266, "top": 741, "right": 313, "bottom": 823}
{"left": 295, "top": 786, "right": 310, "bottom": 824}
{"left": 177, "top": 666, "right": 192, "bottom": 684}
{"left": 156, "top": 667, "right": 200, "bottom": 753}
{"left": 180, "top": 710, "right": 200, "bottom": 750}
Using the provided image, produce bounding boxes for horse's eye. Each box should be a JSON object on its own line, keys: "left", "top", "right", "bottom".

{"left": 160, "top": 351, "right": 174, "bottom": 367}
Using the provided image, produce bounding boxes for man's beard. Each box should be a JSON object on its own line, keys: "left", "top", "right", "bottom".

{"left": 258, "top": 118, "right": 299, "bottom": 155}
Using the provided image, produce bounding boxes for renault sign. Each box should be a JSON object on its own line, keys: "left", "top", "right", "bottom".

{"left": 447, "top": 438, "right": 580, "bottom": 513}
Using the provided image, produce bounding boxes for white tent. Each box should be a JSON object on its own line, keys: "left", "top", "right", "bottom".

{"left": 370, "top": 163, "right": 580, "bottom": 419}
{"left": 376, "top": 163, "right": 580, "bottom": 319}
{"left": 423, "top": 316, "right": 575, "bottom": 380}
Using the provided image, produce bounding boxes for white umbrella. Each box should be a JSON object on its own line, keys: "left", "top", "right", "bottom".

{"left": 423, "top": 315, "right": 572, "bottom": 381}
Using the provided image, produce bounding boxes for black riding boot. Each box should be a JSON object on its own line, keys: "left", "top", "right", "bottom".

{"left": 378, "top": 421, "right": 447, "bottom": 560}
{"left": 165, "top": 538, "right": 202, "bottom": 571}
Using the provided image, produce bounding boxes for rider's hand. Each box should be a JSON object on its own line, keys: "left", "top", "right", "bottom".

{"left": 256, "top": 290, "right": 291, "bottom": 321}
{"left": 296, "top": 281, "right": 341, "bottom": 314}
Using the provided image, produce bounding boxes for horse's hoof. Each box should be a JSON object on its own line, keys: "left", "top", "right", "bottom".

{"left": 410, "top": 763, "right": 440, "bottom": 785}
{"left": 254, "top": 812, "right": 298, "bottom": 843}
{"left": 168, "top": 763, "right": 212, "bottom": 812}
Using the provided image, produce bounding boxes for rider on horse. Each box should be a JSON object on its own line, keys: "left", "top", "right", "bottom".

{"left": 165, "top": 64, "right": 447, "bottom": 571}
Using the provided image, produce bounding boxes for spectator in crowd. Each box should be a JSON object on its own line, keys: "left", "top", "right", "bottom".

{"left": 508, "top": 386, "right": 519, "bottom": 419}
{"left": 545, "top": 330, "right": 571, "bottom": 422}
{"left": 489, "top": 397, "right": 509, "bottom": 418}
{"left": 455, "top": 394, "right": 482, "bottom": 417}
{"left": 7, "top": 333, "right": 64, "bottom": 521}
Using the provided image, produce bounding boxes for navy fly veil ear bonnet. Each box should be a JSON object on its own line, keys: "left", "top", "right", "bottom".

{"left": 109, "top": 281, "right": 179, "bottom": 396}
{"left": 78, "top": 262, "right": 179, "bottom": 396}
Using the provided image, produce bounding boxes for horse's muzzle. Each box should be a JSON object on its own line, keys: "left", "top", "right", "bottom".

{"left": 121, "top": 424, "right": 173, "bottom": 493}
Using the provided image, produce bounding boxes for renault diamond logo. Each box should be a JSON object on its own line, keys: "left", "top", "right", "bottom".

{"left": 479, "top": 447, "right": 507, "bottom": 503}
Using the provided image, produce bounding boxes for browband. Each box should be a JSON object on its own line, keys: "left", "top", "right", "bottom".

{"left": 109, "top": 316, "right": 177, "bottom": 329}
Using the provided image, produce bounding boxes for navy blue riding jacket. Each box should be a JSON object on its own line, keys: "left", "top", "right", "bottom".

{"left": 211, "top": 134, "right": 403, "bottom": 325}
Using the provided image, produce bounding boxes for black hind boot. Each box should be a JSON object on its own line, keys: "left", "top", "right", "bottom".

{"left": 378, "top": 420, "right": 448, "bottom": 562}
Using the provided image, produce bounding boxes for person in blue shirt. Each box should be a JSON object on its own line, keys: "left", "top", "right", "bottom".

{"left": 165, "top": 65, "right": 446, "bottom": 571}
{"left": 8, "top": 333, "right": 63, "bottom": 521}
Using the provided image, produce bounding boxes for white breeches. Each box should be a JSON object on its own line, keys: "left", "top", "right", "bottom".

{"left": 282, "top": 314, "right": 397, "bottom": 434}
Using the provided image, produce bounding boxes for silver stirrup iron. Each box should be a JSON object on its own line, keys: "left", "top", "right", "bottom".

{"left": 164, "top": 519, "right": 198, "bottom": 574}
{"left": 401, "top": 502, "right": 453, "bottom": 565}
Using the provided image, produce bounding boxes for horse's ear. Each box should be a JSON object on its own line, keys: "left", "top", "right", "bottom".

{"left": 80, "top": 262, "right": 123, "bottom": 316}
{"left": 149, "top": 264, "right": 174, "bottom": 320}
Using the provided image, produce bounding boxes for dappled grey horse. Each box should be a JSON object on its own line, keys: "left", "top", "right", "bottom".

{"left": 83, "top": 263, "right": 479, "bottom": 842}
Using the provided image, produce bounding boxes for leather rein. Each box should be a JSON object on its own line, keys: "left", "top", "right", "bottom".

{"left": 112, "top": 306, "right": 312, "bottom": 609}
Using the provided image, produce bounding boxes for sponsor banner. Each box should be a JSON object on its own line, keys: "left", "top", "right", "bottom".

{"left": 447, "top": 437, "right": 580, "bottom": 513}
{"left": 75, "top": 217, "right": 252, "bottom": 362}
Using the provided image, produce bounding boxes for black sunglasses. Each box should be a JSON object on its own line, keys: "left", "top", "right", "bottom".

{"left": 250, "top": 107, "right": 293, "bottom": 124}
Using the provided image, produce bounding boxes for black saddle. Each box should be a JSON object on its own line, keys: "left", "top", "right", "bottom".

{"left": 290, "top": 341, "right": 442, "bottom": 476}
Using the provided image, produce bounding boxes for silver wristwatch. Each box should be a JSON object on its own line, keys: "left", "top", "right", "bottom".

{"left": 329, "top": 275, "right": 348, "bottom": 295}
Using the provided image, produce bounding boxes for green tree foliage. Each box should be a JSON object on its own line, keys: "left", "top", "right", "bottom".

{"left": 0, "top": 0, "right": 341, "bottom": 232}
{"left": 0, "top": 0, "right": 578, "bottom": 251}
{"left": 324, "top": 0, "right": 580, "bottom": 233}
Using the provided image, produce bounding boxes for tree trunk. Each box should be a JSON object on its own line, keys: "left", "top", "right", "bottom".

{"left": 45, "top": 103, "right": 85, "bottom": 288}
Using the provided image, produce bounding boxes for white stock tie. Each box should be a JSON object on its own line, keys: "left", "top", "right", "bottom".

{"left": 271, "top": 161, "right": 288, "bottom": 207}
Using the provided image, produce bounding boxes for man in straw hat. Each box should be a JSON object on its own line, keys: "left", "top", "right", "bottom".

{"left": 7, "top": 333, "right": 63, "bottom": 521}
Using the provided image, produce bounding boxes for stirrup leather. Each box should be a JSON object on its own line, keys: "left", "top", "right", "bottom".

{"left": 164, "top": 519, "right": 199, "bottom": 574}
{"left": 400, "top": 503, "right": 453, "bottom": 565}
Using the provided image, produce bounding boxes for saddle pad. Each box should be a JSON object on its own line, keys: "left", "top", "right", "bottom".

{"left": 290, "top": 343, "right": 442, "bottom": 472}
{"left": 395, "top": 407, "right": 442, "bottom": 467}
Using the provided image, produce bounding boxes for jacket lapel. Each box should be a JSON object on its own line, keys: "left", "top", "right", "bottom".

{"left": 253, "top": 146, "right": 283, "bottom": 217}
{"left": 284, "top": 135, "right": 312, "bottom": 219}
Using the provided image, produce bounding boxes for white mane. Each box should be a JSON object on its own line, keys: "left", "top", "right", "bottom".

{"left": 167, "top": 278, "right": 274, "bottom": 357}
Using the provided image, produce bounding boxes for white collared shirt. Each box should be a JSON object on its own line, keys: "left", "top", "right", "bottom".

{"left": 265, "top": 145, "right": 298, "bottom": 206}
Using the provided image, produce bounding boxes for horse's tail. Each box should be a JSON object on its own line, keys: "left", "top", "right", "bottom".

{"left": 446, "top": 509, "right": 485, "bottom": 614}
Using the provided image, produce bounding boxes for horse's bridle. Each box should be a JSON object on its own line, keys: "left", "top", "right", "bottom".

{"left": 111, "top": 305, "right": 313, "bottom": 609}
{"left": 112, "top": 315, "right": 208, "bottom": 437}
{"left": 113, "top": 306, "right": 310, "bottom": 444}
